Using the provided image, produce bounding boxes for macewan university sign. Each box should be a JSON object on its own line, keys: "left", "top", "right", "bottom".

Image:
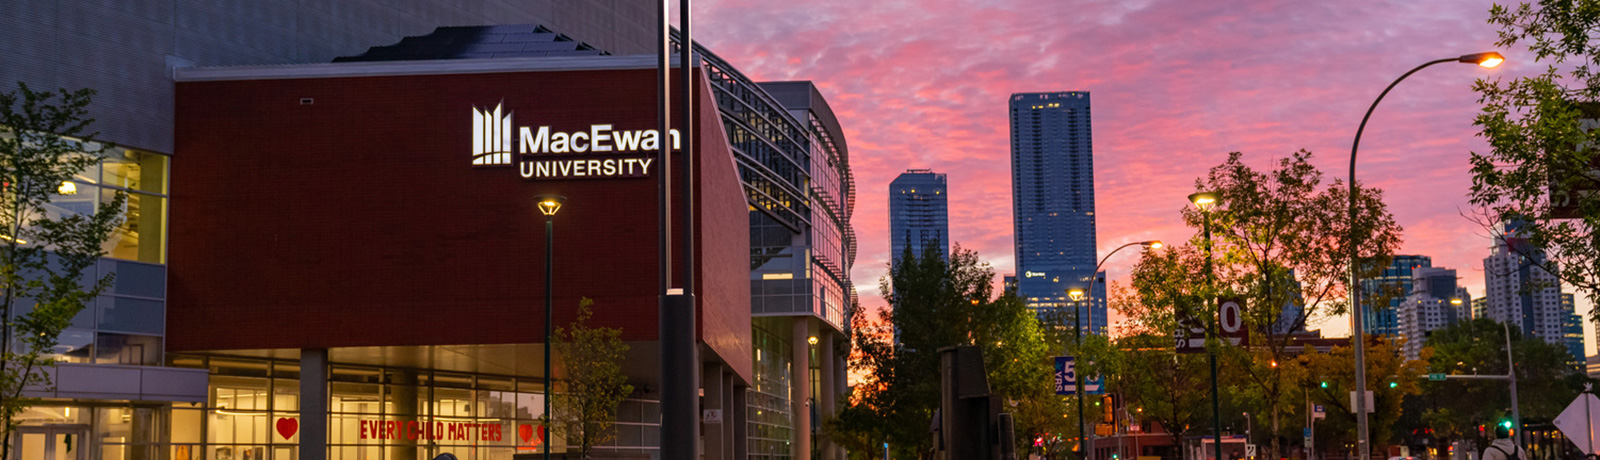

{"left": 471, "top": 102, "right": 677, "bottom": 179}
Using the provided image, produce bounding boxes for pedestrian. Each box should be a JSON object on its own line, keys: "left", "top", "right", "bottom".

{"left": 1480, "top": 425, "right": 1527, "bottom": 460}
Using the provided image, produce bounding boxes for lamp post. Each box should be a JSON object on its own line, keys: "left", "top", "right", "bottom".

{"left": 1188, "top": 191, "right": 1222, "bottom": 460}
{"left": 536, "top": 194, "right": 565, "bottom": 460}
{"left": 1069, "top": 239, "right": 1162, "bottom": 460}
{"left": 1346, "top": 51, "right": 1502, "bottom": 460}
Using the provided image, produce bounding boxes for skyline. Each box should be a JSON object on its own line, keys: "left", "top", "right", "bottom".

{"left": 688, "top": 0, "right": 1597, "bottom": 349}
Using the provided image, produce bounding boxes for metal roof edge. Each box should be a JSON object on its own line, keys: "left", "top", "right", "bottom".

{"left": 174, "top": 54, "right": 682, "bottom": 82}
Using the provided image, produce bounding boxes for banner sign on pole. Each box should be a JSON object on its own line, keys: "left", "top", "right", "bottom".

{"left": 1055, "top": 356, "right": 1104, "bottom": 395}
{"left": 1055, "top": 356, "right": 1076, "bottom": 395}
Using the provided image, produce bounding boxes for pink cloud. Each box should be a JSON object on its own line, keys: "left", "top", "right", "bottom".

{"left": 686, "top": 0, "right": 1594, "bottom": 346}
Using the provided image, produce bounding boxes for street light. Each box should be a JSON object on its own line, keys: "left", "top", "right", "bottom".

{"left": 1346, "top": 52, "right": 1502, "bottom": 460}
{"left": 536, "top": 194, "right": 565, "bottom": 460}
{"left": 1068, "top": 239, "right": 1161, "bottom": 460}
{"left": 1188, "top": 191, "right": 1222, "bottom": 460}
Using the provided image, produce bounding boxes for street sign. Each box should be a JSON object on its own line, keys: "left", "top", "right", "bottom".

{"left": 1429, "top": 373, "right": 1447, "bottom": 381}
{"left": 1312, "top": 405, "right": 1326, "bottom": 420}
{"left": 1219, "top": 298, "right": 1248, "bottom": 346}
{"left": 1552, "top": 391, "right": 1600, "bottom": 455}
{"left": 1055, "top": 357, "right": 1076, "bottom": 395}
{"left": 1246, "top": 445, "right": 1257, "bottom": 458}
{"left": 1348, "top": 391, "right": 1374, "bottom": 413}
{"left": 1304, "top": 428, "right": 1312, "bottom": 438}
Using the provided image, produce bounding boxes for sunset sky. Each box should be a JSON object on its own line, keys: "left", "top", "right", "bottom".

{"left": 685, "top": 0, "right": 1595, "bottom": 352}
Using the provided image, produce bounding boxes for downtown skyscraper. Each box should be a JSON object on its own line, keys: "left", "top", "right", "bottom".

{"left": 1009, "top": 91, "right": 1104, "bottom": 335}
{"left": 889, "top": 169, "right": 949, "bottom": 267}
{"left": 1483, "top": 219, "right": 1583, "bottom": 364}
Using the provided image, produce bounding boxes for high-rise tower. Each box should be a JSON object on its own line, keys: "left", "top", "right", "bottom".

{"left": 1009, "top": 91, "right": 1103, "bottom": 335}
{"left": 1484, "top": 219, "right": 1580, "bottom": 364}
{"left": 889, "top": 169, "right": 949, "bottom": 266}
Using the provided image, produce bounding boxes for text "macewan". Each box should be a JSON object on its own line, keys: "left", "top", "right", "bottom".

{"left": 520, "top": 124, "right": 680, "bottom": 154}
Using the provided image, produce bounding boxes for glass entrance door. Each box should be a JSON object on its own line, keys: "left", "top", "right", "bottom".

{"left": 15, "top": 426, "right": 87, "bottom": 460}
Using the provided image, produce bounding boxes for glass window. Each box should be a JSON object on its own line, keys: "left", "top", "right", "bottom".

{"left": 111, "top": 261, "right": 165, "bottom": 298}
{"left": 102, "top": 150, "right": 168, "bottom": 195}
{"left": 95, "top": 333, "right": 161, "bottom": 365}
{"left": 54, "top": 328, "right": 95, "bottom": 363}
{"left": 97, "top": 296, "right": 163, "bottom": 334}
{"left": 102, "top": 189, "right": 166, "bottom": 264}
{"left": 171, "top": 407, "right": 204, "bottom": 443}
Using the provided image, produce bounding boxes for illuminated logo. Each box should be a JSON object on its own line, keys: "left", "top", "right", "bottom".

{"left": 472, "top": 103, "right": 513, "bottom": 166}
{"left": 1024, "top": 271, "right": 1046, "bottom": 278}
{"left": 470, "top": 101, "right": 677, "bottom": 180}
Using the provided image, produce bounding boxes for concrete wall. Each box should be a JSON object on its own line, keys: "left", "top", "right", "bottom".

{"left": 1, "top": 0, "right": 656, "bottom": 153}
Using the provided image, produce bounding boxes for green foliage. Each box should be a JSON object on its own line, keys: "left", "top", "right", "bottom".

{"left": 0, "top": 82, "right": 124, "bottom": 460}
{"left": 1303, "top": 337, "right": 1425, "bottom": 450}
{"left": 1413, "top": 317, "right": 1588, "bottom": 444}
{"left": 1473, "top": 0, "right": 1600, "bottom": 312}
{"left": 551, "top": 298, "right": 634, "bottom": 458}
{"left": 830, "top": 242, "right": 1049, "bottom": 458}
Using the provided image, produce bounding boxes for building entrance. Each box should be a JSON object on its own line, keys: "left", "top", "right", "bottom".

{"left": 16, "top": 425, "right": 89, "bottom": 460}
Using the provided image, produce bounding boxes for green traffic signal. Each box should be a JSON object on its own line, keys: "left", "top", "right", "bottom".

{"left": 1388, "top": 381, "right": 1398, "bottom": 389}
{"left": 1320, "top": 381, "right": 1329, "bottom": 388}
{"left": 1502, "top": 420, "right": 1513, "bottom": 429}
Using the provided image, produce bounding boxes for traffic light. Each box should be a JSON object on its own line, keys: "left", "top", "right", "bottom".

{"left": 1103, "top": 395, "right": 1115, "bottom": 423}
{"left": 1388, "top": 381, "right": 1398, "bottom": 389}
{"left": 1319, "top": 380, "right": 1329, "bottom": 389}
{"left": 1501, "top": 420, "right": 1513, "bottom": 429}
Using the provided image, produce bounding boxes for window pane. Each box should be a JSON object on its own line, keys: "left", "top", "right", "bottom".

{"left": 111, "top": 261, "right": 165, "bottom": 298}
{"left": 98, "top": 296, "right": 163, "bottom": 334}
{"left": 102, "top": 191, "right": 166, "bottom": 264}
{"left": 55, "top": 329, "right": 95, "bottom": 363}
{"left": 102, "top": 150, "right": 168, "bottom": 195}
{"left": 94, "top": 333, "right": 161, "bottom": 365}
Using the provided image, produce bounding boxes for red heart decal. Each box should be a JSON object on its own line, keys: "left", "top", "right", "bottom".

{"left": 539, "top": 424, "right": 547, "bottom": 442}
{"left": 275, "top": 418, "right": 298, "bottom": 439}
{"left": 518, "top": 424, "right": 534, "bottom": 443}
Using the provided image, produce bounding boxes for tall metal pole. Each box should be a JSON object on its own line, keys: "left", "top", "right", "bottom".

{"left": 1502, "top": 320, "right": 1522, "bottom": 446}
{"left": 656, "top": 1, "right": 699, "bottom": 460}
{"left": 543, "top": 215, "right": 554, "bottom": 460}
{"left": 679, "top": 0, "right": 694, "bottom": 289}
{"left": 1078, "top": 310, "right": 1088, "bottom": 460}
{"left": 1202, "top": 212, "right": 1221, "bottom": 460}
{"left": 1348, "top": 57, "right": 1456, "bottom": 460}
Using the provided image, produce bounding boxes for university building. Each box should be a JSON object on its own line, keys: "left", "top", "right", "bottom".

{"left": 5, "top": 4, "right": 851, "bottom": 460}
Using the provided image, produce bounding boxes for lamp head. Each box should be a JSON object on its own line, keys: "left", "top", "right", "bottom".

{"left": 1450, "top": 298, "right": 1463, "bottom": 306}
{"left": 1459, "top": 52, "right": 1505, "bottom": 68}
{"left": 1144, "top": 240, "right": 1164, "bottom": 250}
{"left": 1188, "top": 191, "right": 1219, "bottom": 212}
{"left": 808, "top": 336, "right": 818, "bottom": 346}
{"left": 1067, "top": 288, "right": 1086, "bottom": 302}
{"left": 536, "top": 195, "right": 566, "bottom": 216}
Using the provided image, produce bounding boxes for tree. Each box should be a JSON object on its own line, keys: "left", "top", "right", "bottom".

{"left": 1302, "top": 337, "right": 1424, "bottom": 452}
{"left": 1411, "top": 318, "right": 1589, "bottom": 448}
{"left": 551, "top": 297, "right": 634, "bottom": 458}
{"left": 0, "top": 82, "right": 125, "bottom": 460}
{"left": 832, "top": 242, "right": 1049, "bottom": 459}
{"left": 1182, "top": 151, "right": 1403, "bottom": 460}
{"left": 1118, "top": 249, "right": 1219, "bottom": 447}
{"left": 1472, "top": 0, "right": 1600, "bottom": 314}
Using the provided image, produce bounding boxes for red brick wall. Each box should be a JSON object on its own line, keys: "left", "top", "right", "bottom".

{"left": 171, "top": 67, "right": 749, "bottom": 371}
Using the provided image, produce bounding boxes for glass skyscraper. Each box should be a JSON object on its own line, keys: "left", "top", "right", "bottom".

{"left": 1360, "top": 254, "right": 1432, "bottom": 336}
{"left": 1009, "top": 91, "right": 1104, "bottom": 335}
{"left": 889, "top": 169, "right": 949, "bottom": 267}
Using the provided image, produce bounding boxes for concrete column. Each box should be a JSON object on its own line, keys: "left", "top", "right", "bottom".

{"left": 702, "top": 364, "right": 727, "bottom": 460}
{"left": 388, "top": 370, "right": 418, "bottom": 460}
{"left": 300, "top": 349, "right": 328, "bottom": 460}
{"left": 835, "top": 352, "right": 848, "bottom": 460}
{"left": 723, "top": 371, "right": 737, "bottom": 459}
{"left": 818, "top": 334, "right": 837, "bottom": 460}
{"left": 732, "top": 386, "right": 748, "bottom": 460}
{"left": 792, "top": 318, "right": 811, "bottom": 460}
